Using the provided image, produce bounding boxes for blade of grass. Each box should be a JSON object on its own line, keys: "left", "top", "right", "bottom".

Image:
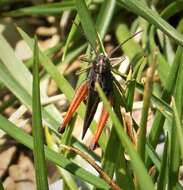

{"left": 137, "top": 50, "right": 157, "bottom": 161}
{"left": 103, "top": 83, "right": 134, "bottom": 190}
{"left": 96, "top": 0, "right": 116, "bottom": 39}
{"left": 117, "top": 0, "right": 183, "bottom": 46}
{"left": 135, "top": 82, "right": 172, "bottom": 117}
{"left": 156, "top": 52, "right": 170, "bottom": 87}
{"left": 100, "top": 86, "right": 125, "bottom": 180}
{"left": 45, "top": 126, "right": 79, "bottom": 190}
{"left": 126, "top": 54, "right": 146, "bottom": 112}
{"left": 148, "top": 2, "right": 183, "bottom": 86}
{"left": 168, "top": 48, "right": 183, "bottom": 190}
{"left": 172, "top": 98, "right": 183, "bottom": 162}
{"left": 71, "top": 138, "right": 101, "bottom": 161}
{"left": 101, "top": 127, "right": 121, "bottom": 178}
{"left": 112, "top": 70, "right": 173, "bottom": 117}
{"left": 115, "top": 151, "right": 135, "bottom": 190}
{"left": 160, "top": 1, "right": 183, "bottom": 20}
{"left": 60, "top": 145, "right": 122, "bottom": 190}
{"left": 145, "top": 142, "right": 161, "bottom": 171}
{"left": 61, "top": 0, "right": 92, "bottom": 62}
{"left": 59, "top": 117, "right": 80, "bottom": 189}
{"left": 168, "top": 121, "right": 180, "bottom": 190}
{"left": 0, "top": 61, "right": 60, "bottom": 132}
{"left": 75, "top": 0, "right": 98, "bottom": 51}
{"left": 0, "top": 115, "right": 109, "bottom": 189}
{"left": 0, "top": 34, "right": 32, "bottom": 94}
{"left": 62, "top": 14, "right": 80, "bottom": 62}
{"left": 4, "top": 1, "right": 75, "bottom": 16}
{"left": 60, "top": 116, "right": 77, "bottom": 146}
{"left": 0, "top": 34, "right": 61, "bottom": 132}
{"left": 148, "top": 46, "right": 183, "bottom": 150}
{"left": 26, "top": 41, "right": 64, "bottom": 68}
{"left": 115, "top": 23, "right": 141, "bottom": 60}
{"left": 96, "top": 84, "right": 155, "bottom": 190}
{"left": 0, "top": 34, "right": 62, "bottom": 132}
{"left": 32, "top": 37, "right": 49, "bottom": 190}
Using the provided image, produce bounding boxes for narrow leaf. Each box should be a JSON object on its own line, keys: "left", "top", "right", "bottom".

{"left": 117, "top": 0, "right": 183, "bottom": 46}
{"left": 75, "top": 0, "right": 98, "bottom": 50}
{"left": 5, "top": 1, "right": 75, "bottom": 16}
{"left": 32, "top": 37, "right": 49, "bottom": 190}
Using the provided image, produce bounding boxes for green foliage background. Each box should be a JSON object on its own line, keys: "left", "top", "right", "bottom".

{"left": 0, "top": 0, "right": 183, "bottom": 189}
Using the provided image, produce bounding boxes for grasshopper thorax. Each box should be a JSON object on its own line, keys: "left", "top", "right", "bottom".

{"left": 92, "top": 54, "right": 110, "bottom": 74}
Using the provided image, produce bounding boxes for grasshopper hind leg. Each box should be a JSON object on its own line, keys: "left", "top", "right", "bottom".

{"left": 90, "top": 95, "right": 114, "bottom": 150}
{"left": 58, "top": 80, "right": 89, "bottom": 134}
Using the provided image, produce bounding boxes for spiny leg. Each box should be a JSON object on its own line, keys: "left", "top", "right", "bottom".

{"left": 58, "top": 80, "right": 88, "bottom": 134}
{"left": 90, "top": 95, "right": 114, "bottom": 150}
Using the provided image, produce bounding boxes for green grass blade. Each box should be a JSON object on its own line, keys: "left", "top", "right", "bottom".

{"left": 5, "top": 1, "right": 75, "bottom": 16}
{"left": 96, "top": 0, "right": 116, "bottom": 39}
{"left": 168, "top": 121, "right": 180, "bottom": 190}
{"left": 135, "top": 82, "right": 172, "bottom": 117}
{"left": 168, "top": 48, "right": 183, "bottom": 189}
{"left": 99, "top": 84, "right": 134, "bottom": 190}
{"left": 115, "top": 23, "right": 141, "bottom": 60}
{"left": 112, "top": 71, "right": 173, "bottom": 118}
{"left": 96, "top": 84, "right": 155, "bottom": 190}
{"left": 126, "top": 54, "right": 146, "bottom": 112}
{"left": 32, "top": 37, "right": 49, "bottom": 190}
{"left": 160, "top": 1, "right": 183, "bottom": 20}
{"left": 71, "top": 138, "right": 100, "bottom": 161}
{"left": 62, "top": 14, "right": 80, "bottom": 62}
{"left": 156, "top": 53, "right": 170, "bottom": 87}
{"left": 75, "top": 0, "right": 98, "bottom": 50}
{"left": 0, "top": 115, "right": 109, "bottom": 189}
{"left": 101, "top": 127, "right": 121, "bottom": 178}
{"left": 117, "top": 0, "right": 183, "bottom": 46}
{"left": 101, "top": 87, "right": 124, "bottom": 177}
{"left": 148, "top": 46, "right": 183, "bottom": 149}
{"left": 173, "top": 99, "right": 183, "bottom": 162}
{"left": 26, "top": 41, "right": 64, "bottom": 68}
{"left": 0, "top": 61, "right": 60, "bottom": 133}
{"left": 145, "top": 143, "right": 161, "bottom": 171}
{"left": 137, "top": 51, "right": 157, "bottom": 161}
{"left": 0, "top": 34, "right": 32, "bottom": 94}
{"left": 0, "top": 35, "right": 65, "bottom": 132}
{"left": 0, "top": 35, "right": 76, "bottom": 135}
{"left": 45, "top": 125, "right": 79, "bottom": 190}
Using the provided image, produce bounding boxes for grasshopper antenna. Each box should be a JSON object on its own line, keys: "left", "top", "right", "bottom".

{"left": 108, "top": 30, "right": 143, "bottom": 58}
{"left": 72, "top": 21, "right": 98, "bottom": 56}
